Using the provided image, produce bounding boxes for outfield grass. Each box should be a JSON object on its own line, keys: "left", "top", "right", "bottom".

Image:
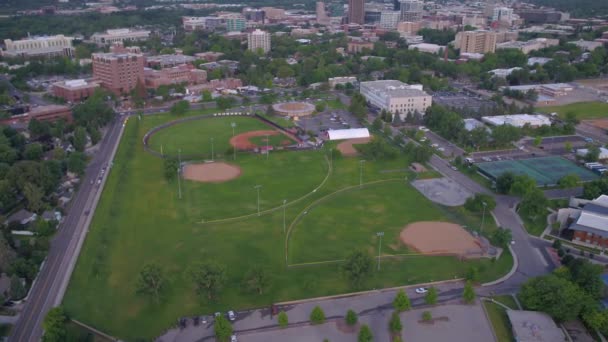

{"left": 484, "top": 302, "right": 514, "bottom": 342}
{"left": 63, "top": 111, "right": 513, "bottom": 340}
{"left": 539, "top": 101, "right": 608, "bottom": 120}
{"left": 147, "top": 115, "right": 271, "bottom": 157}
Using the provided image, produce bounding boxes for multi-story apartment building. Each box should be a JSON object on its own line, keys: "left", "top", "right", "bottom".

{"left": 2, "top": 35, "right": 74, "bottom": 59}
{"left": 379, "top": 11, "right": 400, "bottom": 29}
{"left": 454, "top": 30, "right": 497, "bottom": 54}
{"left": 144, "top": 64, "right": 207, "bottom": 89}
{"left": 348, "top": 0, "right": 365, "bottom": 24}
{"left": 90, "top": 28, "right": 151, "bottom": 46}
{"left": 247, "top": 29, "right": 271, "bottom": 53}
{"left": 92, "top": 52, "right": 145, "bottom": 95}
{"left": 51, "top": 79, "right": 100, "bottom": 102}
{"left": 224, "top": 14, "right": 246, "bottom": 32}
{"left": 399, "top": 0, "right": 423, "bottom": 22}
{"left": 359, "top": 80, "right": 432, "bottom": 120}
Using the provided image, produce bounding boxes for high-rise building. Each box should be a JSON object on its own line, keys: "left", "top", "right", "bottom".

{"left": 92, "top": 51, "right": 145, "bottom": 95}
{"left": 316, "top": 2, "right": 330, "bottom": 25}
{"left": 247, "top": 29, "right": 271, "bottom": 54}
{"left": 493, "top": 7, "right": 513, "bottom": 23}
{"left": 329, "top": 1, "right": 345, "bottom": 17}
{"left": 399, "top": 0, "right": 423, "bottom": 22}
{"left": 393, "top": 0, "right": 400, "bottom": 11}
{"left": 454, "top": 30, "right": 497, "bottom": 54}
{"left": 225, "top": 15, "right": 246, "bottom": 32}
{"left": 243, "top": 8, "right": 265, "bottom": 22}
{"left": 380, "top": 11, "right": 401, "bottom": 29}
{"left": 348, "top": 0, "right": 365, "bottom": 24}
{"left": 2, "top": 35, "right": 74, "bottom": 59}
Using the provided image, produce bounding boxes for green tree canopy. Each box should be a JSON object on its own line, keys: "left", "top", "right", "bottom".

{"left": 342, "top": 250, "right": 373, "bottom": 288}
{"left": 519, "top": 274, "right": 586, "bottom": 322}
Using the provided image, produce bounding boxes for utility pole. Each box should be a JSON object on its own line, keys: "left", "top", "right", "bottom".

{"left": 232, "top": 122, "right": 237, "bottom": 161}
{"left": 376, "top": 232, "right": 384, "bottom": 271}
{"left": 211, "top": 137, "right": 215, "bottom": 161}
{"left": 255, "top": 185, "right": 262, "bottom": 216}
{"left": 481, "top": 202, "right": 487, "bottom": 233}
{"left": 266, "top": 134, "right": 269, "bottom": 160}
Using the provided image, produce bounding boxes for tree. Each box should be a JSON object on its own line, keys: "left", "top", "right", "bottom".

{"left": 424, "top": 287, "right": 438, "bottom": 305}
{"left": 9, "top": 275, "right": 26, "bottom": 300}
{"left": 189, "top": 261, "right": 226, "bottom": 300}
{"left": 136, "top": 263, "right": 165, "bottom": 302}
{"left": 562, "top": 258, "right": 604, "bottom": 299}
{"left": 278, "top": 311, "right": 288, "bottom": 328}
{"left": 519, "top": 189, "right": 549, "bottom": 222}
{"left": 24, "top": 143, "right": 43, "bottom": 160}
{"left": 463, "top": 281, "right": 476, "bottom": 304}
{"left": 389, "top": 311, "right": 402, "bottom": 333}
{"left": 422, "top": 311, "right": 432, "bottom": 321}
{"left": 214, "top": 315, "right": 233, "bottom": 342}
{"left": 73, "top": 126, "right": 87, "bottom": 152}
{"left": 315, "top": 102, "right": 326, "bottom": 112}
{"left": 310, "top": 306, "right": 326, "bottom": 324}
{"left": 372, "top": 117, "right": 383, "bottom": 131}
{"left": 244, "top": 265, "right": 270, "bottom": 295}
{"left": 393, "top": 290, "right": 411, "bottom": 312}
{"left": 558, "top": 174, "right": 581, "bottom": 189}
{"left": 346, "top": 309, "right": 358, "bottom": 326}
{"left": 67, "top": 152, "right": 87, "bottom": 175}
{"left": 0, "top": 234, "right": 16, "bottom": 273}
{"left": 42, "top": 307, "right": 68, "bottom": 342}
{"left": 491, "top": 125, "right": 522, "bottom": 147}
{"left": 585, "top": 146, "right": 601, "bottom": 162}
{"left": 464, "top": 194, "right": 496, "bottom": 213}
{"left": 491, "top": 228, "right": 512, "bottom": 249}
{"left": 358, "top": 324, "right": 373, "bottom": 342}
{"left": 216, "top": 96, "right": 236, "bottom": 110}
{"left": 202, "top": 90, "right": 213, "bottom": 102}
{"left": 23, "top": 182, "right": 44, "bottom": 213}
{"left": 342, "top": 250, "right": 373, "bottom": 288}
{"left": 170, "top": 100, "right": 190, "bottom": 116}
{"left": 519, "top": 274, "right": 586, "bottom": 322}
{"left": 510, "top": 175, "right": 537, "bottom": 196}
{"left": 164, "top": 158, "right": 179, "bottom": 181}
{"left": 495, "top": 172, "right": 515, "bottom": 194}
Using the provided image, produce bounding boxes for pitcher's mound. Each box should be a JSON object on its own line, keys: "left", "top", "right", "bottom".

{"left": 182, "top": 162, "right": 242, "bottom": 183}
{"left": 400, "top": 221, "right": 483, "bottom": 257}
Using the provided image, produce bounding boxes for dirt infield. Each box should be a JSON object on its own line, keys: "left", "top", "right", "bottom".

{"left": 230, "top": 130, "right": 282, "bottom": 150}
{"left": 336, "top": 137, "right": 371, "bottom": 156}
{"left": 585, "top": 119, "right": 608, "bottom": 130}
{"left": 400, "top": 221, "right": 483, "bottom": 257}
{"left": 182, "top": 162, "right": 242, "bottom": 183}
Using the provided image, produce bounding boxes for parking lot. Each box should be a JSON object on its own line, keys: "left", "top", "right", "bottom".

{"left": 432, "top": 91, "right": 497, "bottom": 114}
{"left": 297, "top": 109, "right": 363, "bottom": 136}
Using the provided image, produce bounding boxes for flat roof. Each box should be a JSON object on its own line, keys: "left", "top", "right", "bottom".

{"left": 360, "top": 80, "right": 429, "bottom": 98}
{"left": 507, "top": 310, "right": 566, "bottom": 342}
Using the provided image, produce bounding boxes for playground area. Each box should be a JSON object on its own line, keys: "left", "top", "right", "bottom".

{"left": 400, "top": 222, "right": 485, "bottom": 258}
{"left": 412, "top": 178, "right": 472, "bottom": 206}
{"left": 182, "top": 162, "right": 242, "bottom": 183}
{"left": 476, "top": 156, "right": 597, "bottom": 186}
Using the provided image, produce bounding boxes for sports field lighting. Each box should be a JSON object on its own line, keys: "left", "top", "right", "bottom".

{"left": 283, "top": 199, "right": 287, "bottom": 234}
{"left": 177, "top": 148, "right": 182, "bottom": 200}
{"left": 231, "top": 122, "right": 236, "bottom": 137}
{"left": 254, "top": 185, "right": 262, "bottom": 216}
{"left": 265, "top": 134, "right": 269, "bottom": 160}
{"left": 481, "top": 202, "right": 487, "bottom": 233}
{"left": 210, "top": 137, "right": 215, "bottom": 161}
{"left": 376, "top": 232, "right": 384, "bottom": 271}
{"left": 359, "top": 160, "right": 366, "bottom": 188}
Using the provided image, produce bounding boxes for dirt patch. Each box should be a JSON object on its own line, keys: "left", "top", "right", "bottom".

{"left": 230, "top": 130, "right": 281, "bottom": 150}
{"left": 400, "top": 221, "right": 483, "bottom": 258}
{"left": 584, "top": 119, "right": 608, "bottom": 130}
{"left": 335, "top": 320, "right": 359, "bottom": 333}
{"left": 336, "top": 137, "right": 371, "bottom": 156}
{"left": 182, "top": 162, "right": 242, "bottom": 183}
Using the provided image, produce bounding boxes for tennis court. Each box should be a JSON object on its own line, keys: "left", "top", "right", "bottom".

{"left": 476, "top": 156, "right": 597, "bottom": 186}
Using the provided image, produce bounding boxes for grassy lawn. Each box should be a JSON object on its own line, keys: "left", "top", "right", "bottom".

{"left": 0, "top": 324, "right": 11, "bottom": 338}
{"left": 493, "top": 295, "right": 518, "bottom": 309}
{"left": 539, "top": 101, "right": 608, "bottom": 120}
{"left": 520, "top": 210, "right": 548, "bottom": 237}
{"left": 147, "top": 115, "right": 271, "bottom": 157}
{"left": 63, "top": 112, "right": 513, "bottom": 340}
{"left": 484, "top": 301, "right": 515, "bottom": 342}
{"left": 248, "top": 134, "right": 296, "bottom": 148}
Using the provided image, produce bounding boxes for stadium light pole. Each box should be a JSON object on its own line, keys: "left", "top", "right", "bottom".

{"left": 376, "top": 232, "right": 384, "bottom": 271}
{"left": 283, "top": 199, "right": 287, "bottom": 234}
{"left": 255, "top": 185, "right": 262, "bottom": 216}
{"left": 481, "top": 202, "right": 487, "bottom": 233}
{"left": 266, "top": 134, "right": 269, "bottom": 160}
{"left": 177, "top": 148, "right": 182, "bottom": 200}
{"left": 359, "top": 160, "right": 366, "bottom": 188}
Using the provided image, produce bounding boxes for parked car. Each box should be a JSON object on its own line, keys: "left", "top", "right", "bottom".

{"left": 228, "top": 310, "right": 236, "bottom": 321}
{"left": 231, "top": 334, "right": 238, "bottom": 342}
{"left": 415, "top": 287, "right": 428, "bottom": 294}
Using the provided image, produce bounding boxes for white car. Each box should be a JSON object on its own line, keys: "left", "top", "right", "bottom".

{"left": 228, "top": 310, "right": 236, "bottom": 321}
{"left": 415, "top": 287, "right": 428, "bottom": 294}
{"left": 231, "top": 334, "right": 238, "bottom": 342}
{"left": 451, "top": 166, "right": 458, "bottom": 171}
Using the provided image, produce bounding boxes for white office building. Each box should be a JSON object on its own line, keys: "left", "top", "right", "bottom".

{"left": 492, "top": 7, "right": 513, "bottom": 23}
{"left": 380, "top": 11, "right": 401, "bottom": 29}
{"left": 90, "top": 28, "right": 151, "bottom": 46}
{"left": 247, "top": 29, "right": 271, "bottom": 54}
{"left": 2, "top": 35, "right": 74, "bottom": 58}
{"left": 400, "top": 0, "right": 423, "bottom": 22}
{"left": 359, "top": 80, "right": 432, "bottom": 120}
{"left": 481, "top": 114, "right": 551, "bottom": 128}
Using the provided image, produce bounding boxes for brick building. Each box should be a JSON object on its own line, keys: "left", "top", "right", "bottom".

{"left": 92, "top": 52, "right": 145, "bottom": 95}
{"left": 347, "top": 39, "right": 374, "bottom": 53}
{"left": 568, "top": 195, "right": 608, "bottom": 247}
{"left": 51, "top": 79, "right": 100, "bottom": 102}
{"left": 0, "top": 105, "right": 72, "bottom": 126}
{"left": 144, "top": 64, "right": 207, "bottom": 89}
{"left": 185, "top": 78, "right": 243, "bottom": 95}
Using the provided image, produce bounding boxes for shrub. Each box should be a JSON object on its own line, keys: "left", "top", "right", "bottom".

{"left": 422, "top": 311, "right": 432, "bottom": 321}
{"left": 358, "top": 324, "right": 373, "bottom": 342}
{"left": 552, "top": 239, "right": 562, "bottom": 249}
{"left": 392, "top": 290, "right": 411, "bottom": 312}
{"left": 310, "top": 306, "right": 326, "bottom": 325}
{"left": 278, "top": 311, "right": 288, "bottom": 328}
{"left": 389, "top": 311, "right": 402, "bottom": 333}
{"left": 346, "top": 309, "right": 358, "bottom": 326}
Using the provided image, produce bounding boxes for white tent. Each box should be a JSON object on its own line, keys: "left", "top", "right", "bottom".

{"left": 327, "top": 128, "right": 370, "bottom": 141}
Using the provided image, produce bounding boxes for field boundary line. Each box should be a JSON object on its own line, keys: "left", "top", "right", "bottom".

{"left": 196, "top": 154, "right": 333, "bottom": 225}
{"left": 284, "top": 178, "right": 406, "bottom": 266}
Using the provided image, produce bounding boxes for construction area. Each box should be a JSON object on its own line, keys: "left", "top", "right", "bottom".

{"left": 476, "top": 156, "right": 597, "bottom": 186}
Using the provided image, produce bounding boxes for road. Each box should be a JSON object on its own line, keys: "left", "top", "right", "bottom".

{"left": 9, "top": 118, "right": 124, "bottom": 342}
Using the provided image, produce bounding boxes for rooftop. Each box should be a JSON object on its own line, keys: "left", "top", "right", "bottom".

{"left": 507, "top": 310, "right": 566, "bottom": 342}
{"left": 360, "top": 80, "right": 429, "bottom": 98}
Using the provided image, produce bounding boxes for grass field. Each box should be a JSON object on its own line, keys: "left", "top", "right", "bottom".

{"left": 248, "top": 134, "right": 296, "bottom": 148}
{"left": 484, "top": 295, "right": 518, "bottom": 342}
{"left": 147, "top": 115, "right": 271, "bottom": 157}
{"left": 539, "top": 101, "right": 608, "bottom": 120}
{"left": 63, "top": 111, "right": 513, "bottom": 340}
